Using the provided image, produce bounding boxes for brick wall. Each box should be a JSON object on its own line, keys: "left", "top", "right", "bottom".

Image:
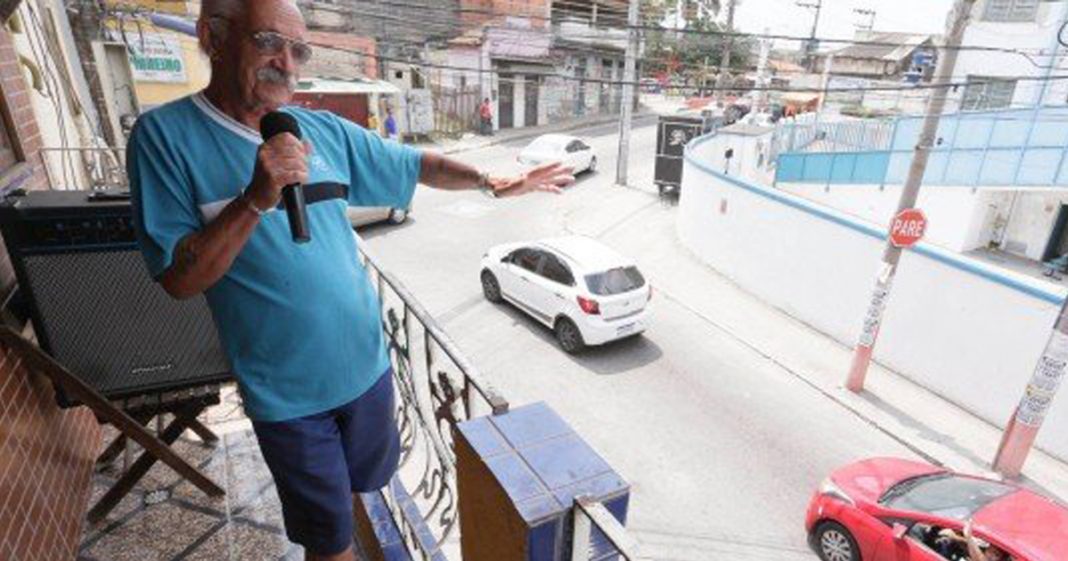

{"left": 0, "top": 21, "right": 97, "bottom": 561}
{"left": 0, "top": 343, "right": 101, "bottom": 561}
{"left": 0, "top": 25, "right": 49, "bottom": 292}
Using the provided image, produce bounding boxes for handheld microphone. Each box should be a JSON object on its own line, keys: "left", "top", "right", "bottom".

{"left": 259, "top": 111, "right": 311, "bottom": 243}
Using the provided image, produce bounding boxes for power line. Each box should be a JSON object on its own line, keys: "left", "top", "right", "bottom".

{"left": 302, "top": 1, "right": 1063, "bottom": 73}
{"left": 301, "top": 0, "right": 1057, "bottom": 58}
{"left": 309, "top": 40, "right": 1068, "bottom": 96}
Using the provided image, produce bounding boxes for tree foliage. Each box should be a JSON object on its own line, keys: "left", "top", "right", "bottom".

{"left": 641, "top": 0, "right": 755, "bottom": 87}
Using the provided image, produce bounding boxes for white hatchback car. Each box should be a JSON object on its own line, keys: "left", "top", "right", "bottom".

{"left": 480, "top": 236, "right": 651, "bottom": 353}
{"left": 517, "top": 134, "right": 597, "bottom": 174}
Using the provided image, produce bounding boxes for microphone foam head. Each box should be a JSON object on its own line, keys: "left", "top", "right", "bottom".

{"left": 260, "top": 111, "right": 302, "bottom": 141}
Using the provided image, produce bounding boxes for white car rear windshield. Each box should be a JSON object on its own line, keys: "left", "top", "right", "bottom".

{"left": 585, "top": 266, "right": 645, "bottom": 295}
{"left": 528, "top": 137, "right": 566, "bottom": 152}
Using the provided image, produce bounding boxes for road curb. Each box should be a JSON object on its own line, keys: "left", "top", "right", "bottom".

{"left": 436, "top": 111, "right": 658, "bottom": 155}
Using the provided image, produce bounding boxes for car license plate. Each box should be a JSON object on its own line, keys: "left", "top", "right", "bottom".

{"left": 616, "top": 323, "right": 636, "bottom": 336}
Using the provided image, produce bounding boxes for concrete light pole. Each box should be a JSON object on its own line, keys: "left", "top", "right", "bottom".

{"left": 615, "top": 0, "right": 640, "bottom": 187}
{"left": 845, "top": 0, "right": 977, "bottom": 393}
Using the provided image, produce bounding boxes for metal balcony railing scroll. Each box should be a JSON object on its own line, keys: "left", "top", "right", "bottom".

{"left": 358, "top": 242, "right": 509, "bottom": 560}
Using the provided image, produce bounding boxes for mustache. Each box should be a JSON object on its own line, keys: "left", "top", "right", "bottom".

{"left": 256, "top": 67, "right": 297, "bottom": 89}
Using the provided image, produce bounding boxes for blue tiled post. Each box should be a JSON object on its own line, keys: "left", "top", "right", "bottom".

{"left": 454, "top": 402, "right": 630, "bottom": 561}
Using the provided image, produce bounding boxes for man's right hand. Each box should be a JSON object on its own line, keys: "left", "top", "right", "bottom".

{"left": 246, "top": 132, "right": 311, "bottom": 211}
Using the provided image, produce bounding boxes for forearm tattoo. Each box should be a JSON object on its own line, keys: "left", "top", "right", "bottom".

{"left": 171, "top": 234, "right": 201, "bottom": 276}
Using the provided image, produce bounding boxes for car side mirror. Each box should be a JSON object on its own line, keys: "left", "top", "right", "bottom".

{"left": 892, "top": 523, "right": 908, "bottom": 541}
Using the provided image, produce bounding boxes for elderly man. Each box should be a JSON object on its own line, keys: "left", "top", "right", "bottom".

{"left": 128, "top": 1, "right": 573, "bottom": 560}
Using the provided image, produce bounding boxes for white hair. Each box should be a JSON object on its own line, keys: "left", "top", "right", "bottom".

{"left": 197, "top": 0, "right": 300, "bottom": 55}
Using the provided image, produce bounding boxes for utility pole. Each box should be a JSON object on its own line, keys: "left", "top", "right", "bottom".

{"left": 992, "top": 0, "right": 1068, "bottom": 479}
{"left": 845, "top": 0, "right": 977, "bottom": 393}
{"left": 615, "top": 0, "right": 640, "bottom": 187}
{"left": 715, "top": 0, "right": 737, "bottom": 106}
{"left": 994, "top": 303, "right": 1068, "bottom": 477}
{"left": 853, "top": 8, "right": 877, "bottom": 32}
{"left": 796, "top": 0, "right": 822, "bottom": 71}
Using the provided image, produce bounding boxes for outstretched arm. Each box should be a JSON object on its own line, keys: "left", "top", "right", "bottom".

{"left": 418, "top": 151, "right": 575, "bottom": 197}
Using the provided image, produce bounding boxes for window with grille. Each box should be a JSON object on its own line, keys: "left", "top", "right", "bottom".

{"left": 982, "top": 0, "right": 1038, "bottom": 22}
{"left": 961, "top": 76, "right": 1017, "bottom": 110}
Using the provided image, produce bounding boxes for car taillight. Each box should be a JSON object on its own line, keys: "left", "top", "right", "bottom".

{"left": 577, "top": 296, "right": 600, "bottom": 315}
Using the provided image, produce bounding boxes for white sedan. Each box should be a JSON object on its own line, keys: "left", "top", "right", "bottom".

{"left": 346, "top": 206, "right": 409, "bottom": 229}
{"left": 517, "top": 134, "right": 597, "bottom": 174}
{"left": 480, "top": 236, "right": 651, "bottom": 353}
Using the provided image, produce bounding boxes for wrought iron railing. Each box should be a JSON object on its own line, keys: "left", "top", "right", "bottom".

{"left": 357, "top": 240, "right": 509, "bottom": 561}
{"left": 571, "top": 497, "right": 643, "bottom": 561}
{"left": 39, "top": 147, "right": 127, "bottom": 191}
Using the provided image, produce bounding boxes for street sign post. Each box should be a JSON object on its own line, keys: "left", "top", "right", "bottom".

{"left": 845, "top": 0, "right": 975, "bottom": 394}
{"left": 889, "top": 209, "right": 927, "bottom": 248}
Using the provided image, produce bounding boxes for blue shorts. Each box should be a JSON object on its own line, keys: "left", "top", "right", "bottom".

{"left": 252, "top": 370, "right": 400, "bottom": 556}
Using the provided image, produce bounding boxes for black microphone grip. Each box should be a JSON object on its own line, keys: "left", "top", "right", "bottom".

{"left": 260, "top": 111, "right": 311, "bottom": 244}
{"left": 282, "top": 183, "right": 310, "bottom": 243}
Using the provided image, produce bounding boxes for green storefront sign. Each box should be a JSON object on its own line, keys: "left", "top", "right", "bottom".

{"left": 127, "top": 33, "right": 187, "bottom": 83}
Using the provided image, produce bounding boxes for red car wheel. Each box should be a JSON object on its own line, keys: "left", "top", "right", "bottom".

{"left": 814, "top": 521, "right": 860, "bottom": 561}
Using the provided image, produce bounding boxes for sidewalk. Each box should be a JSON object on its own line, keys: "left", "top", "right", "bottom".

{"left": 414, "top": 108, "right": 662, "bottom": 156}
{"left": 590, "top": 193, "right": 1068, "bottom": 504}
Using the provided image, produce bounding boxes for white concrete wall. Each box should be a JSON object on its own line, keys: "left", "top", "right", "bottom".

{"left": 954, "top": 0, "right": 1068, "bottom": 110}
{"left": 445, "top": 48, "right": 482, "bottom": 91}
{"left": 1001, "top": 191, "right": 1068, "bottom": 260}
{"left": 679, "top": 134, "right": 1068, "bottom": 461}
{"left": 775, "top": 183, "right": 996, "bottom": 253}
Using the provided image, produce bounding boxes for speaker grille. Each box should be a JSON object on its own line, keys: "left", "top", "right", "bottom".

{"left": 24, "top": 250, "right": 230, "bottom": 398}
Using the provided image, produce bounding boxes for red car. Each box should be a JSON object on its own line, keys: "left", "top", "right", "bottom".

{"left": 805, "top": 458, "right": 1068, "bottom": 561}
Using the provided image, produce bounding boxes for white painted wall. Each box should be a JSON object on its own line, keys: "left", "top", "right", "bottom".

{"left": 775, "top": 183, "right": 995, "bottom": 253}
{"left": 679, "top": 135, "right": 1068, "bottom": 461}
{"left": 445, "top": 48, "right": 482, "bottom": 91}
{"left": 774, "top": 183, "right": 1068, "bottom": 261}
{"left": 953, "top": 0, "right": 1068, "bottom": 110}
{"left": 1001, "top": 191, "right": 1068, "bottom": 260}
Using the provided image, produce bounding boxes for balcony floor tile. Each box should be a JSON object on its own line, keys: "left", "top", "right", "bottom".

{"left": 77, "top": 384, "right": 367, "bottom": 561}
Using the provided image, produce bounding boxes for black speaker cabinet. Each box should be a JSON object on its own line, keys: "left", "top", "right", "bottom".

{"left": 0, "top": 190, "right": 231, "bottom": 403}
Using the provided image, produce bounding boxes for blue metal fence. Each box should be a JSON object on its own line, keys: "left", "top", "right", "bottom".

{"left": 775, "top": 106, "right": 1068, "bottom": 187}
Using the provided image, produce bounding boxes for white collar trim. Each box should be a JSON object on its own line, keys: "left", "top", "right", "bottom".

{"left": 192, "top": 92, "right": 263, "bottom": 144}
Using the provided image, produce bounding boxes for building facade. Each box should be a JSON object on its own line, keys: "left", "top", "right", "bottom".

{"left": 952, "top": 0, "right": 1068, "bottom": 111}
{"left": 441, "top": 0, "right": 629, "bottom": 132}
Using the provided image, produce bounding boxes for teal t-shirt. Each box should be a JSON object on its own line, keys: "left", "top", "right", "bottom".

{"left": 129, "top": 93, "right": 421, "bottom": 422}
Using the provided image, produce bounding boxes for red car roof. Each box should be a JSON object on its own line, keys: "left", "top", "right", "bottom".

{"left": 973, "top": 489, "right": 1068, "bottom": 561}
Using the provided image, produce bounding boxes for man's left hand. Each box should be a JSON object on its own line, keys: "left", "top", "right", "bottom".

{"left": 489, "top": 162, "right": 575, "bottom": 198}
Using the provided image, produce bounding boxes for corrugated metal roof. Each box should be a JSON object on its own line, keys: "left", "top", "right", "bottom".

{"left": 832, "top": 32, "right": 933, "bottom": 62}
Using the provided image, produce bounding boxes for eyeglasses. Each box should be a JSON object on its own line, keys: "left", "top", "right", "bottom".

{"left": 249, "top": 31, "right": 313, "bottom": 66}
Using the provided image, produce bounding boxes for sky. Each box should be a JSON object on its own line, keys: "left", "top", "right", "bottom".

{"left": 732, "top": 0, "right": 956, "bottom": 44}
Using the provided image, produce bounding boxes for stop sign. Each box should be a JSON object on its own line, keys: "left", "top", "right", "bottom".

{"left": 890, "top": 209, "right": 927, "bottom": 248}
